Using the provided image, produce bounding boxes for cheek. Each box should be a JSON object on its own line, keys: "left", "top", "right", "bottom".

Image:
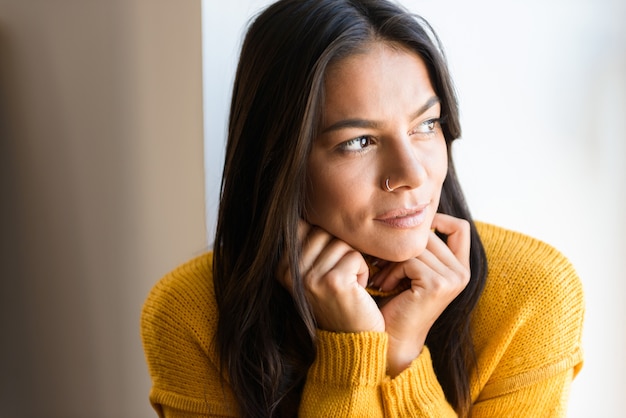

{"left": 306, "top": 171, "right": 349, "bottom": 224}
{"left": 304, "top": 158, "right": 371, "bottom": 227}
{"left": 304, "top": 162, "right": 336, "bottom": 223}
{"left": 423, "top": 140, "right": 448, "bottom": 210}
{"left": 433, "top": 141, "right": 449, "bottom": 185}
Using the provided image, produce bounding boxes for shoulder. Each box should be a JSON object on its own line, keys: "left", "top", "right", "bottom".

{"left": 142, "top": 252, "right": 216, "bottom": 334}
{"left": 476, "top": 221, "right": 576, "bottom": 274}
{"left": 475, "top": 221, "right": 583, "bottom": 306}
{"left": 472, "top": 222, "right": 584, "bottom": 388}
{"left": 141, "top": 252, "right": 216, "bottom": 352}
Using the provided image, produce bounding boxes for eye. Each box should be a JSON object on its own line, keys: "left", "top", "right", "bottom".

{"left": 411, "top": 118, "right": 441, "bottom": 135}
{"left": 339, "top": 135, "right": 375, "bottom": 152}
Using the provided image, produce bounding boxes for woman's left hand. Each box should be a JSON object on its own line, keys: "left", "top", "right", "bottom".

{"left": 370, "top": 213, "right": 471, "bottom": 376}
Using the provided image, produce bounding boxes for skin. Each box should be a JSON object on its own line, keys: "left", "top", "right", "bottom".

{"left": 306, "top": 41, "right": 446, "bottom": 262}
{"left": 280, "top": 42, "right": 470, "bottom": 377}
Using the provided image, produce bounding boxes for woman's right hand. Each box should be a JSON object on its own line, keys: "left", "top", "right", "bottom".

{"left": 277, "top": 220, "right": 385, "bottom": 334}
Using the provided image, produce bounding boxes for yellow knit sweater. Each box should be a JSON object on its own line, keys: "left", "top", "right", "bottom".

{"left": 141, "top": 222, "right": 584, "bottom": 417}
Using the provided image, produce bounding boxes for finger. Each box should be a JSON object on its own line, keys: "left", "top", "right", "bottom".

{"left": 374, "top": 239, "right": 467, "bottom": 292}
{"left": 424, "top": 231, "right": 462, "bottom": 273}
{"left": 308, "top": 238, "right": 370, "bottom": 289}
{"left": 373, "top": 258, "right": 432, "bottom": 292}
{"left": 430, "top": 213, "right": 471, "bottom": 270}
{"left": 299, "top": 226, "right": 334, "bottom": 274}
{"left": 306, "top": 239, "right": 353, "bottom": 281}
{"left": 425, "top": 225, "right": 471, "bottom": 289}
{"left": 312, "top": 249, "right": 370, "bottom": 295}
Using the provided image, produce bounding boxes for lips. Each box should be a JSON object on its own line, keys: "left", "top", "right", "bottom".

{"left": 374, "top": 203, "right": 430, "bottom": 229}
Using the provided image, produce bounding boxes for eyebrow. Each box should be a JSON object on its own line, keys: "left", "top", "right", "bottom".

{"left": 321, "top": 96, "right": 441, "bottom": 134}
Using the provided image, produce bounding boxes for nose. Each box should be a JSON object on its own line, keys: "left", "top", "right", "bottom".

{"left": 383, "top": 135, "right": 427, "bottom": 191}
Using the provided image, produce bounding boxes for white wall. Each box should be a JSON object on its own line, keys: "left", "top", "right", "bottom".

{"left": 202, "top": 0, "right": 626, "bottom": 416}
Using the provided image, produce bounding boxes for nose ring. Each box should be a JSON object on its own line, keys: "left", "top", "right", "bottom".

{"left": 385, "top": 177, "right": 394, "bottom": 192}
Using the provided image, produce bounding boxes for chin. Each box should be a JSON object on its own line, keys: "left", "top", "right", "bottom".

{"left": 380, "top": 248, "right": 427, "bottom": 263}
{"left": 367, "top": 235, "right": 429, "bottom": 263}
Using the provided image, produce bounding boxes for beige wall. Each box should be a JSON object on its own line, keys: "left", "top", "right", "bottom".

{"left": 0, "top": 1, "right": 205, "bottom": 417}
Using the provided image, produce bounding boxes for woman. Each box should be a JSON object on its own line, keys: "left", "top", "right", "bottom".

{"left": 141, "top": 0, "right": 584, "bottom": 416}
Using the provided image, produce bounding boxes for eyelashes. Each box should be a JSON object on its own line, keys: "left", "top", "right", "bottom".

{"left": 410, "top": 117, "right": 442, "bottom": 135}
{"left": 339, "top": 136, "right": 376, "bottom": 153}
{"left": 337, "top": 117, "right": 444, "bottom": 154}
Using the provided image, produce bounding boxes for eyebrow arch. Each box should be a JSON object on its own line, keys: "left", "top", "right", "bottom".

{"left": 321, "top": 96, "right": 440, "bottom": 134}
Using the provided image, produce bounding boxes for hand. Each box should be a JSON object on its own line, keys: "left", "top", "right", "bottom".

{"left": 371, "top": 213, "right": 471, "bottom": 376}
{"left": 277, "top": 220, "right": 385, "bottom": 333}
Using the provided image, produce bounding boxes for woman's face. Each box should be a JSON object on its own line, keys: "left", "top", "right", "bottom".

{"left": 305, "top": 42, "right": 448, "bottom": 262}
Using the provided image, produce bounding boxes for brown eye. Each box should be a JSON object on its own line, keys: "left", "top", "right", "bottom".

{"left": 412, "top": 118, "right": 440, "bottom": 135}
{"left": 340, "top": 136, "right": 374, "bottom": 152}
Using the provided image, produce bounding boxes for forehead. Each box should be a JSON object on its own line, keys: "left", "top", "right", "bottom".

{"left": 327, "top": 41, "right": 418, "bottom": 74}
{"left": 321, "top": 41, "right": 436, "bottom": 121}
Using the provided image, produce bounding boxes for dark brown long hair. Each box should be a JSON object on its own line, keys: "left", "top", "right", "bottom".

{"left": 213, "top": 0, "right": 487, "bottom": 416}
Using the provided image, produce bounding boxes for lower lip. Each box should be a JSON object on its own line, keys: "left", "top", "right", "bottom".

{"left": 375, "top": 209, "right": 427, "bottom": 229}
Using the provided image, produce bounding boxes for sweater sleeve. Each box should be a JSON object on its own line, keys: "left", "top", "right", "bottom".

{"left": 471, "top": 368, "right": 575, "bottom": 417}
{"left": 299, "top": 331, "right": 457, "bottom": 417}
{"left": 299, "top": 330, "right": 387, "bottom": 417}
{"left": 380, "top": 347, "right": 456, "bottom": 417}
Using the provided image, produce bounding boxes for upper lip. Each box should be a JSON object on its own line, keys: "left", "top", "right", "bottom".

{"left": 374, "top": 202, "right": 430, "bottom": 220}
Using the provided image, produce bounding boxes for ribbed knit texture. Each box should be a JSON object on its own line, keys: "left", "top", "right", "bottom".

{"left": 141, "top": 222, "right": 584, "bottom": 417}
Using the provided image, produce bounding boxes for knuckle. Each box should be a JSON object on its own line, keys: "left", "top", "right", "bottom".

{"left": 460, "top": 267, "right": 471, "bottom": 284}
{"left": 452, "top": 265, "right": 471, "bottom": 287}
{"left": 455, "top": 219, "right": 470, "bottom": 237}
{"left": 427, "top": 274, "right": 446, "bottom": 295}
{"left": 333, "top": 239, "right": 354, "bottom": 254}
{"left": 458, "top": 218, "right": 470, "bottom": 230}
{"left": 323, "top": 270, "right": 345, "bottom": 293}
{"left": 345, "top": 249, "right": 364, "bottom": 264}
